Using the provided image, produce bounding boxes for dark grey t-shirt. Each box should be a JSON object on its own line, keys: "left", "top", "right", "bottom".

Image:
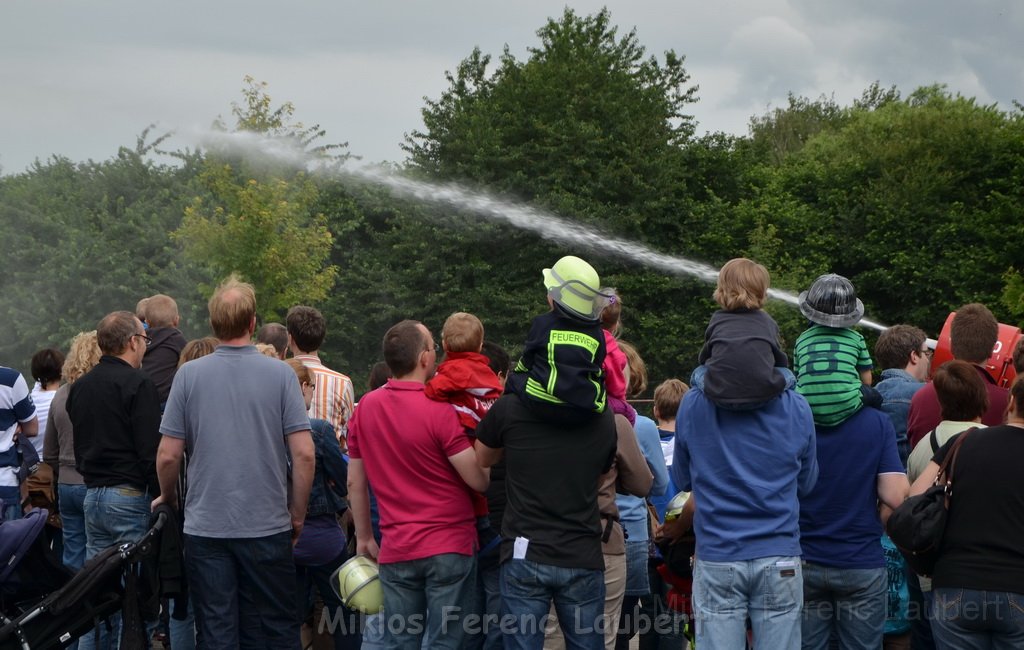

{"left": 476, "top": 393, "right": 616, "bottom": 570}
{"left": 161, "top": 345, "right": 311, "bottom": 538}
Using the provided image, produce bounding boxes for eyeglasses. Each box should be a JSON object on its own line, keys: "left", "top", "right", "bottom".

{"left": 425, "top": 343, "right": 440, "bottom": 354}
{"left": 918, "top": 348, "right": 933, "bottom": 357}
{"left": 134, "top": 333, "right": 153, "bottom": 347}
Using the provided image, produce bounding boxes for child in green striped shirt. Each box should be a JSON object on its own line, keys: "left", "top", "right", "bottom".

{"left": 794, "top": 274, "right": 877, "bottom": 426}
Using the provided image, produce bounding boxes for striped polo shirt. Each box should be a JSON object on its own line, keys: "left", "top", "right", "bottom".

{"left": 1, "top": 367, "right": 36, "bottom": 488}
{"left": 794, "top": 325, "right": 873, "bottom": 426}
{"left": 293, "top": 354, "right": 355, "bottom": 447}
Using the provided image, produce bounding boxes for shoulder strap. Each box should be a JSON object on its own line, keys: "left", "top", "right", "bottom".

{"left": 936, "top": 427, "right": 976, "bottom": 504}
{"left": 929, "top": 428, "right": 939, "bottom": 454}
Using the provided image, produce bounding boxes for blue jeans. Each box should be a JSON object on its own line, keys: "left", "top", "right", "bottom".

{"left": 185, "top": 531, "right": 300, "bottom": 650}
{"left": 378, "top": 552, "right": 477, "bottom": 649}
{"left": 623, "top": 540, "right": 651, "bottom": 597}
{"left": 932, "top": 588, "right": 1024, "bottom": 650}
{"left": 481, "top": 560, "right": 503, "bottom": 650}
{"left": 464, "top": 556, "right": 503, "bottom": 650}
{"left": 168, "top": 598, "right": 196, "bottom": 650}
{"left": 500, "top": 558, "right": 605, "bottom": 650}
{"left": 59, "top": 483, "right": 88, "bottom": 571}
{"left": 693, "top": 556, "right": 802, "bottom": 650}
{"left": 905, "top": 568, "right": 935, "bottom": 650}
{"left": 0, "top": 485, "right": 21, "bottom": 521}
{"left": 360, "top": 613, "right": 387, "bottom": 649}
{"left": 79, "top": 485, "right": 153, "bottom": 650}
{"left": 83, "top": 485, "right": 151, "bottom": 558}
{"left": 801, "top": 563, "right": 887, "bottom": 650}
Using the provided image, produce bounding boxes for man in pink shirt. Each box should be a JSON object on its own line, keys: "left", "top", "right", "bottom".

{"left": 348, "top": 320, "right": 489, "bottom": 649}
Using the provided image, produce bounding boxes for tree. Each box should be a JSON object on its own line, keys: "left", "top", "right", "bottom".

{"left": 215, "top": 75, "right": 349, "bottom": 163}
{"left": 736, "top": 86, "right": 1024, "bottom": 336}
{"left": 404, "top": 7, "right": 698, "bottom": 216}
{"left": 176, "top": 79, "right": 342, "bottom": 323}
{"left": 394, "top": 8, "right": 715, "bottom": 387}
{"left": 175, "top": 166, "right": 336, "bottom": 321}
{"left": 0, "top": 133, "right": 208, "bottom": 372}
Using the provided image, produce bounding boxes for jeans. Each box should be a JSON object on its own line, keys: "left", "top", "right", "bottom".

{"left": 501, "top": 558, "right": 605, "bottom": 650}
{"left": 59, "top": 483, "right": 88, "bottom": 571}
{"left": 378, "top": 552, "right": 477, "bottom": 649}
{"left": 168, "top": 598, "right": 196, "bottom": 650}
{"left": 79, "top": 485, "right": 153, "bottom": 650}
{"left": 0, "top": 485, "right": 21, "bottom": 521}
{"left": 83, "top": 485, "right": 151, "bottom": 558}
{"left": 463, "top": 558, "right": 503, "bottom": 650}
{"left": 931, "top": 588, "right": 1024, "bottom": 650}
{"left": 185, "top": 530, "right": 300, "bottom": 650}
{"left": 623, "top": 541, "right": 651, "bottom": 597}
{"left": 905, "top": 568, "right": 935, "bottom": 650}
{"left": 360, "top": 613, "right": 387, "bottom": 649}
{"left": 801, "top": 563, "right": 887, "bottom": 650}
{"left": 298, "top": 550, "right": 362, "bottom": 650}
{"left": 693, "top": 555, "right": 802, "bottom": 650}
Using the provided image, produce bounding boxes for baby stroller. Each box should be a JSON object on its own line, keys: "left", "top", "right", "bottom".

{"left": 0, "top": 508, "right": 166, "bottom": 650}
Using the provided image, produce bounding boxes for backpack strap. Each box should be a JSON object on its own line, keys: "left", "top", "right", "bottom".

{"left": 929, "top": 428, "right": 939, "bottom": 454}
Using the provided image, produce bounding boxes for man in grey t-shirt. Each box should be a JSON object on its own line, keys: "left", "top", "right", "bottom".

{"left": 155, "top": 275, "right": 314, "bottom": 649}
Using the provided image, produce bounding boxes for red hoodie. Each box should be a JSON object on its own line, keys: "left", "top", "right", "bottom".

{"left": 425, "top": 351, "right": 504, "bottom": 518}
{"left": 425, "top": 351, "right": 504, "bottom": 431}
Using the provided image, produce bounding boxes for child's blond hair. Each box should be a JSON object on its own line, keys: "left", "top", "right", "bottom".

{"left": 442, "top": 312, "right": 484, "bottom": 353}
{"left": 713, "top": 258, "right": 769, "bottom": 311}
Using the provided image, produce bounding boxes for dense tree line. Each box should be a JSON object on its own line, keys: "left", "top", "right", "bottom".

{"left": 2, "top": 8, "right": 1022, "bottom": 396}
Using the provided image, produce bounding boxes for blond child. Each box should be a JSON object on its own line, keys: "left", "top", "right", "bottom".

{"left": 693, "top": 258, "right": 794, "bottom": 409}
{"left": 425, "top": 312, "right": 504, "bottom": 430}
{"left": 425, "top": 312, "right": 504, "bottom": 549}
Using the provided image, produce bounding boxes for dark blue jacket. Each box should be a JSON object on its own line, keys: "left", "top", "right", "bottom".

{"left": 306, "top": 418, "right": 348, "bottom": 518}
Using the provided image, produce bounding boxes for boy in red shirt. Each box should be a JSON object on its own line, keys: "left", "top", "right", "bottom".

{"left": 425, "top": 312, "right": 504, "bottom": 549}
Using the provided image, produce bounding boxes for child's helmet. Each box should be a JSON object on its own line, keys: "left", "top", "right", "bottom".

{"left": 798, "top": 273, "right": 865, "bottom": 328}
{"left": 543, "top": 256, "right": 612, "bottom": 321}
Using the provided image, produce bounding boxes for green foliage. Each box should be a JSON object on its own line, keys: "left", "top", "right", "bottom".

{"left": 0, "top": 133, "right": 209, "bottom": 373}
{"left": 404, "top": 7, "right": 698, "bottom": 207}
{"left": 216, "top": 75, "right": 349, "bottom": 162}
{"left": 1002, "top": 269, "right": 1024, "bottom": 326}
{"left": 175, "top": 166, "right": 337, "bottom": 322}
{"left": 177, "top": 78, "right": 341, "bottom": 324}
{"left": 396, "top": 7, "right": 714, "bottom": 386}
{"left": 743, "top": 87, "right": 1024, "bottom": 337}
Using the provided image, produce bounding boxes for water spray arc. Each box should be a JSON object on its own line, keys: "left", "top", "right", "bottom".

{"left": 343, "top": 168, "right": 893, "bottom": 333}
{"left": 191, "top": 130, "right": 889, "bottom": 333}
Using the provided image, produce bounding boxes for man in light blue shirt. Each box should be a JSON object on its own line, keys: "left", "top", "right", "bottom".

{"left": 873, "top": 325, "right": 931, "bottom": 467}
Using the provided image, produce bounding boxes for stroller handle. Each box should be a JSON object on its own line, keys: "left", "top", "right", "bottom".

{"left": 118, "top": 510, "right": 168, "bottom": 561}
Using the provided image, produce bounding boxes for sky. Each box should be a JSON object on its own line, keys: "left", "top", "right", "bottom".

{"left": 2, "top": 0, "right": 1022, "bottom": 175}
